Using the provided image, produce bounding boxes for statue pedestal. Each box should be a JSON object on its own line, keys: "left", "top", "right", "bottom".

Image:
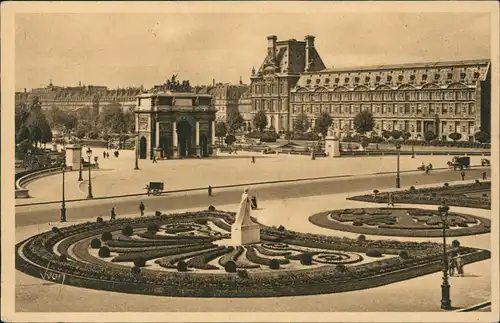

{"left": 231, "top": 222, "right": 260, "bottom": 245}
{"left": 325, "top": 135, "right": 341, "bottom": 158}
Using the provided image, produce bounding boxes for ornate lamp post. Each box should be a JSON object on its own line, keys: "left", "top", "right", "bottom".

{"left": 60, "top": 162, "right": 67, "bottom": 222}
{"left": 438, "top": 201, "right": 452, "bottom": 310}
{"left": 134, "top": 133, "right": 139, "bottom": 170}
{"left": 395, "top": 141, "right": 401, "bottom": 188}
{"left": 411, "top": 143, "right": 415, "bottom": 159}
{"left": 86, "top": 147, "right": 93, "bottom": 199}
{"left": 78, "top": 152, "right": 83, "bottom": 181}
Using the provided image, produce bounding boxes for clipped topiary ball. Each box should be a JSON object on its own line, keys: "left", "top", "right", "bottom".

{"left": 51, "top": 227, "right": 61, "bottom": 234}
{"left": 147, "top": 223, "right": 159, "bottom": 233}
{"left": 300, "top": 253, "right": 313, "bottom": 266}
{"left": 133, "top": 256, "right": 146, "bottom": 267}
{"left": 357, "top": 234, "right": 366, "bottom": 242}
{"left": 277, "top": 225, "right": 286, "bottom": 232}
{"left": 224, "top": 260, "right": 237, "bottom": 273}
{"left": 269, "top": 259, "right": 280, "bottom": 270}
{"left": 96, "top": 217, "right": 104, "bottom": 224}
{"left": 443, "top": 183, "right": 449, "bottom": 188}
{"left": 475, "top": 179, "right": 481, "bottom": 184}
{"left": 155, "top": 211, "right": 162, "bottom": 217}
{"left": 101, "top": 231, "right": 113, "bottom": 241}
{"left": 451, "top": 240, "right": 461, "bottom": 248}
{"left": 399, "top": 250, "right": 409, "bottom": 259}
{"left": 131, "top": 266, "right": 141, "bottom": 275}
{"left": 177, "top": 260, "right": 188, "bottom": 272}
{"left": 366, "top": 249, "right": 382, "bottom": 257}
{"left": 208, "top": 205, "right": 216, "bottom": 211}
{"left": 98, "top": 246, "right": 111, "bottom": 258}
{"left": 373, "top": 189, "right": 379, "bottom": 194}
{"left": 409, "top": 186, "right": 416, "bottom": 191}
{"left": 121, "top": 225, "right": 134, "bottom": 236}
{"left": 90, "top": 238, "right": 101, "bottom": 249}
{"left": 237, "top": 269, "right": 249, "bottom": 279}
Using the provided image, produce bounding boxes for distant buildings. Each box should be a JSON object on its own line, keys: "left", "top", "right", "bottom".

{"left": 249, "top": 35, "right": 491, "bottom": 141}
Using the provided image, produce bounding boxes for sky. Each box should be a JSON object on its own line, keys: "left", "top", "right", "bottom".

{"left": 15, "top": 11, "right": 491, "bottom": 91}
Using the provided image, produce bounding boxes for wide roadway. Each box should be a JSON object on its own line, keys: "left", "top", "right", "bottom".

{"left": 15, "top": 168, "right": 489, "bottom": 228}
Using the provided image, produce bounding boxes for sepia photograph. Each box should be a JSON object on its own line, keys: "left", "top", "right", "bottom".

{"left": 1, "top": 1, "right": 499, "bottom": 322}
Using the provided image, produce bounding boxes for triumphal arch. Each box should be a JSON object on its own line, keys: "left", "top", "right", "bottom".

{"left": 135, "top": 91, "right": 216, "bottom": 159}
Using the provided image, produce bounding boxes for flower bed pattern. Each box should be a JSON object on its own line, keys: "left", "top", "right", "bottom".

{"left": 347, "top": 182, "right": 491, "bottom": 210}
{"left": 309, "top": 207, "right": 490, "bottom": 237}
{"left": 16, "top": 210, "right": 490, "bottom": 297}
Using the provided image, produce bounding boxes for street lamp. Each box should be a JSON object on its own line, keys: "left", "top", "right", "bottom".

{"left": 86, "top": 147, "right": 93, "bottom": 199}
{"left": 60, "top": 162, "right": 67, "bottom": 222}
{"left": 395, "top": 141, "right": 401, "bottom": 188}
{"left": 134, "top": 133, "right": 139, "bottom": 170}
{"left": 78, "top": 153, "right": 83, "bottom": 181}
{"left": 438, "top": 201, "right": 452, "bottom": 310}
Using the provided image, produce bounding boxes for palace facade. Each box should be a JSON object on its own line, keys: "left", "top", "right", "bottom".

{"left": 135, "top": 91, "right": 216, "bottom": 159}
{"left": 248, "top": 35, "right": 491, "bottom": 141}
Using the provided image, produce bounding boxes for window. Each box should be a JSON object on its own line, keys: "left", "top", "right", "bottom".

{"left": 345, "top": 77, "right": 350, "bottom": 83}
{"left": 376, "top": 76, "right": 381, "bottom": 82}
{"left": 460, "top": 72, "right": 466, "bottom": 80}
{"left": 447, "top": 73, "right": 453, "bottom": 80}
{"left": 365, "top": 76, "right": 370, "bottom": 83}
{"left": 417, "top": 121, "right": 422, "bottom": 133}
{"left": 411, "top": 124, "right": 415, "bottom": 132}
{"left": 404, "top": 103, "right": 410, "bottom": 114}
{"left": 335, "top": 78, "right": 340, "bottom": 83}
{"left": 429, "top": 104, "right": 435, "bottom": 114}
{"left": 398, "top": 75, "right": 404, "bottom": 82}
{"left": 474, "top": 72, "right": 480, "bottom": 79}
{"left": 442, "top": 105, "right": 448, "bottom": 114}
{"left": 461, "top": 125, "right": 466, "bottom": 132}
{"left": 469, "top": 104, "right": 475, "bottom": 115}
{"left": 422, "top": 74, "right": 428, "bottom": 81}
{"left": 410, "top": 75, "right": 416, "bottom": 81}
{"left": 387, "top": 75, "right": 392, "bottom": 82}
{"left": 449, "top": 125, "right": 453, "bottom": 132}
{"left": 306, "top": 79, "right": 312, "bottom": 84}
{"left": 434, "top": 74, "right": 440, "bottom": 80}
{"left": 416, "top": 104, "right": 422, "bottom": 114}
{"left": 325, "top": 78, "right": 330, "bottom": 84}
{"left": 354, "top": 77, "right": 360, "bottom": 83}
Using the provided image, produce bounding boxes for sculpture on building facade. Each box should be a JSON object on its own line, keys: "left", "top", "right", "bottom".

{"left": 163, "top": 74, "right": 192, "bottom": 92}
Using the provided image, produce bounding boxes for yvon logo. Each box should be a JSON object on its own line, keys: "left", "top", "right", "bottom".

{"left": 41, "top": 270, "right": 66, "bottom": 284}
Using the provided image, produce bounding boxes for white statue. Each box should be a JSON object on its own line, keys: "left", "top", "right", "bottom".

{"left": 232, "top": 187, "right": 260, "bottom": 245}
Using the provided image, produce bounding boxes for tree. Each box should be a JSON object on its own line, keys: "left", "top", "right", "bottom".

{"left": 224, "top": 134, "right": 236, "bottom": 146}
{"left": 75, "top": 125, "right": 86, "bottom": 139}
{"left": 226, "top": 110, "right": 244, "bottom": 134}
{"left": 353, "top": 110, "right": 374, "bottom": 135}
{"left": 99, "top": 106, "right": 127, "bottom": 134}
{"left": 88, "top": 129, "right": 99, "bottom": 140}
{"left": 293, "top": 112, "right": 310, "bottom": 134}
{"left": 252, "top": 110, "right": 268, "bottom": 133}
{"left": 424, "top": 131, "right": 437, "bottom": 142}
{"left": 448, "top": 132, "right": 462, "bottom": 142}
{"left": 360, "top": 137, "right": 370, "bottom": 149}
{"left": 474, "top": 131, "right": 490, "bottom": 143}
{"left": 39, "top": 118, "right": 53, "bottom": 147}
{"left": 391, "top": 130, "right": 402, "bottom": 140}
{"left": 382, "top": 130, "right": 391, "bottom": 140}
{"left": 215, "top": 122, "right": 227, "bottom": 146}
{"left": 401, "top": 131, "right": 411, "bottom": 141}
{"left": 16, "top": 125, "right": 31, "bottom": 143}
{"left": 315, "top": 111, "right": 333, "bottom": 137}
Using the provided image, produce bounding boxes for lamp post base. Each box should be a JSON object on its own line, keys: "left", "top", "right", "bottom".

{"left": 60, "top": 207, "right": 67, "bottom": 222}
{"left": 396, "top": 177, "right": 401, "bottom": 188}
{"left": 440, "top": 283, "right": 452, "bottom": 310}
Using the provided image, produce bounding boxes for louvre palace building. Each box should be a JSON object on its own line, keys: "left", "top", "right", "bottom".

{"left": 250, "top": 35, "right": 491, "bottom": 141}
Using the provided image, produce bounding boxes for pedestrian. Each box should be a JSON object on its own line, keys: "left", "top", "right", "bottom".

{"left": 428, "top": 163, "right": 433, "bottom": 170}
{"left": 106, "top": 152, "right": 110, "bottom": 159}
{"left": 152, "top": 155, "right": 157, "bottom": 163}
{"left": 208, "top": 185, "right": 212, "bottom": 197}
{"left": 251, "top": 156, "right": 255, "bottom": 163}
{"left": 387, "top": 192, "right": 394, "bottom": 207}
{"left": 455, "top": 253, "right": 464, "bottom": 277}
{"left": 94, "top": 156, "right": 99, "bottom": 169}
{"left": 425, "top": 166, "right": 430, "bottom": 174}
{"left": 110, "top": 207, "right": 117, "bottom": 221}
{"left": 139, "top": 201, "right": 145, "bottom": 217}
{"left": 448, "top": 254, "right": 456, "bottom": 276}
{"left": 461, "top": 171, "right": 465, "bottom": 181}
{"left": 103, "top": 151, "right": 106, "bottom": 159}
{"left": 482, "top": 172, "right": 487, "bottom": 180}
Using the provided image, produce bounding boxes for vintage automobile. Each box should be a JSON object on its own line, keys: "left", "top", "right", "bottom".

{"left": 481, "top": 158, "right": 490, "bottom": 166}
{"left": 447, "top": 156, "right": 470, "bottom": 170}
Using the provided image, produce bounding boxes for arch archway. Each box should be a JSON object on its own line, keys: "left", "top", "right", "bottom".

{"left": 176, "top": 120, "right": 192, "bottom": 157}
{"left": 200, "top": 135, "right": 208, "bottom": 157}
{"left": 159, "top": 136, "right": 171, "bottom": 158}
{"left": 139, "top": 137, "right": 147, "bottom": 159}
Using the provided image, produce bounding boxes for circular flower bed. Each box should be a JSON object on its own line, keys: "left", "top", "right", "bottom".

{"left": 15, "top": 210, "right": 490, "bottom": 298}
{"left": 309, "top": 207, "right": 490, "bottom": 237}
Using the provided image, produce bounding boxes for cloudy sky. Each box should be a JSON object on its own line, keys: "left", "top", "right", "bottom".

{"left": 15, "top": 10, "right": 490, "bottom": 91}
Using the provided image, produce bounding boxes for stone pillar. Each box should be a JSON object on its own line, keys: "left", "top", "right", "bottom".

{"left": 153, "top": 121, "right": 161, "bottom": 159}
{"left": 325, "top": 135, "right": 341, "bottom": 158}
{"left": 172, "top": 122, "right": 178, "bottom": 158}
{"left": 211, "top": 120, "right": 217, "bottom": 156}
{"left": 195, "top": 120, "right": 200, "bottom": 156}
{"left": 64, "top": 144, "right": 82, "bottom": 171}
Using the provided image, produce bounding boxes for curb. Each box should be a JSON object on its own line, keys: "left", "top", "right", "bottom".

{"left": 455, "top": 300, "right": 491, "bottom": 312}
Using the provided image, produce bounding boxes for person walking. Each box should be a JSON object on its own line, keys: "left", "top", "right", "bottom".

{"left": 152, "top": 155, "right": 157, "bottom": 163}
{"left": 461, "top": 171, "right": 466, "bottom": 181}
{"left": 251, "top": 156, "right": 255, "bottom": 163}
{"left": 455, "top": 253, "right": 464, "bottom": 277}
{"left": 448, "top": 254, "right": 456, "bottom": 276}
{"left": 425, "top": 165, "right": 430, "bottom": 174}
{"left": 110, "top": 207, "right": 117, "bottom": 221}
{"left": 106, "top": 151, "right": 110, "bottom": 159}
{"left": 139, "top": 201, "right": 145, "bottom": 217}
{"left": 387, "top": 192, "right": 395, "bottom": 207}
{"left": 482, "top": 172, "right": 487, "bottom": 180}
{"left": 103, "top": 151, "right": 106, "bottom": 159}
{"left": 208, "top": 185, "right": 212, "bottom": 197}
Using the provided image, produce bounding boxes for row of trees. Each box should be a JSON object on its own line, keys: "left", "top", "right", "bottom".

{"left": 15, "top": 97, "right": 53, "bottom": 150}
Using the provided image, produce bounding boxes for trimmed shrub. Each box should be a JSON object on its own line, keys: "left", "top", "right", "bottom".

{"left": 195, "top": 219, "right": 208, "bottom": 225}
{"left": 409, "top": 186, "right": 416, "bottom": 191}
{"left": 177, "top": 260, "right": 188, "bottom": 272}
{"left": 131, "top": 266, "right": 141, "bottom": 275}
{"left": 133, "top": 256, "right": 146, "bottom": 267}
{"left": 237, "top": 269, "right": 249, "bottom": 279}
{"left": 443, "top": 183, "right": 449, "bottom": 188}
{"left": 224, "top": 260, "right": 237, "bottom": 273}
{"left": 353, "top": 221, "right": 363, "bottom": 226}
{"left": 482, "top": 193, "right": 488, "bottom": 198}
{"left": 269, "top": 259, "right": 280, "bottom": 270}
{"left": 147, "top": 223, "right": 159, "bottom": 233}
{"left": 96, "top": 217, "right": 104, "bottom": 224}
{"left": 98, "top": 246, "right": 111, "bottom": 258}
{"left": 366, "top": 249, "right": 382, "bottom": 257}
{"left": 475, "top": 179, "right": 480, "bottom": 184}
{"left": 208, "top": 205, "right": 216, "bottom": 211}
{"left": 373, "top": 189, "right": 379, "bottom": 195}
{"left": 399, "top": 250, "right": 409, "bottom": 259}
{"left": 154, "top": 211, "right": 162, "bottom": 217}
{"left": 101, "top": 231, "right": 113, "bottom": 241}
{"left": 51, "top": 227, "right": 60, "bottom": 234}
{"left": 451, "top": 240, "right": 461, "bottom": 248}
{"left": 431, "top": 192, "right": 437, "bottom": 197}
{"left": 58, "top": 254, "right": 67, "bottom": 262}
{"left": 277, "top": 225, "right": 286, "bottom": 232}
{"left": 121, "top": 225, "right": 134, "bottom": 236}
{"left": 357, "top": 235, "right": 366, "bottom": 242}
{"left": 90, "top": 238, "right": 101, "bottom": 249}
{"left": 300, "top": 253, "right": 313, "bottom": 266}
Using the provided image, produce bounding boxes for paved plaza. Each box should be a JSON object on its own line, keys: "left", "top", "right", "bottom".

{"left": 15, "top": 184, "right": 491, "bottom": 312}
{"left": 21, "top": 147, "right": 487, "bottom": 204}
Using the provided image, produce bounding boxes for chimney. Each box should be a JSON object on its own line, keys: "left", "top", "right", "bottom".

{"left": 305, "top": 35, "right": 315, "bottom": 72}
{"left": 267, "top": 35, "right": 277, "bottom": 63}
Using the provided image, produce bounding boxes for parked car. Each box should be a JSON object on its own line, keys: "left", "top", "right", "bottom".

{"left": 447, "top": 156, "right": 470, "bottom": 170}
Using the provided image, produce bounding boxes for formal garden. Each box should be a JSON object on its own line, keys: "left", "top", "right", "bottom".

{"left": 16, "top": 209, "right": 490, "bottom": 298}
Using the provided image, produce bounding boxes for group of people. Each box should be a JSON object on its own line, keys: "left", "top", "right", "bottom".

{"left": 418, "top": 162, "right": 433, "bottom": 174}
{"left": 448, "top": 253, "right": 465, "bottom": 277}
{"left": 102, "top": 150, "right": 120, "bottom": 159}
{"left": 109, "top": 201, "right": 146, "bottom": 221}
